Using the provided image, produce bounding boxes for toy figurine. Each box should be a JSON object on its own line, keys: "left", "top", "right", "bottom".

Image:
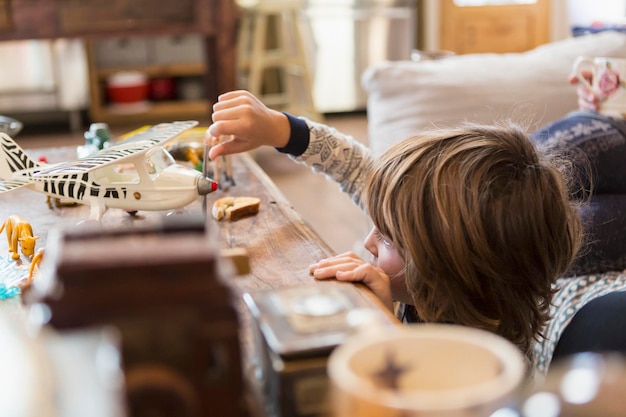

{"left": 0, "top": 122, "right": 218, "bottom": 221}
{"left": 208, "top": 135, "right": 235, "bottom": 189}
{"left": 77, "top": 123, "right": 114, "bottom": 158}
{"left": 46, "top": 195, "right": 79, "bottom": 209}
{"left": 0, "top": 215, "right": 38, "bottom": 260}
{"left": 22, "top": 248, "right": 44, "bottom": 289}
{"left": 86, "top": 123, "right": 114, "bottom": 149}
{"left": 166, "top": 141, "right": 203, "bottom": 169}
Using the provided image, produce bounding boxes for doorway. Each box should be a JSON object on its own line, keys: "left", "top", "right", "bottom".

{"left": 439, "top": 0, "right": 550, "bottom": 53}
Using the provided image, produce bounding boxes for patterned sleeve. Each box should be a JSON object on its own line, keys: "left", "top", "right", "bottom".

{"left": 532, "top": 272, "right": 626, "bottom": 377}
{"left": 287, "top": 117, "right": 373, "bottom": 209}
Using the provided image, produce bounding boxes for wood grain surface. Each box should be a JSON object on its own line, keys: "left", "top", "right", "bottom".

{"left": 0, "top": 144, "right": 395, "bottom": 416}
{"left": 0, "top": 145, "right": 336, "bottom": 290}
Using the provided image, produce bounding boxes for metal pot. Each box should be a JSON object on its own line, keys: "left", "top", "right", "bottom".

{"left": 0, "top": 116, "right": 23, "bottom": 137}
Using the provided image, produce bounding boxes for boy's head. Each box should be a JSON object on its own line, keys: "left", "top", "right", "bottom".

{"left": 365, "top": 122, "right": 583, "bottom": 356}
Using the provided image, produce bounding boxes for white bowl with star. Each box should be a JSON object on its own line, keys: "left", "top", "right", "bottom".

{"left": 327, "top": 324, "right": 526, "bottom": 417}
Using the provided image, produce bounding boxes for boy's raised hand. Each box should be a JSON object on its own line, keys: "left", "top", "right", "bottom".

{"left": 206, "top": 90, "right": 291, "bottom": 160}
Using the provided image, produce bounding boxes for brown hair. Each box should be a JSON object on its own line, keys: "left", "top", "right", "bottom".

{"left": 365, "top": 122, "right": 583, "bottom": 358}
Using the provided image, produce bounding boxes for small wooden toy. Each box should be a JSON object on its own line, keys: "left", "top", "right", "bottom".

{"left": 0, "top": 214, "right": 38, "bottom": 260}
{"left": 0, "top": 121, "right": 218, "bottom": 220}
{"left": 212, "top": 196, "right": 260, "bottom": 221}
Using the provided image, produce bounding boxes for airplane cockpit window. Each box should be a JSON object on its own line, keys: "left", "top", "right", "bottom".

{"left": 146, "top": 148, "right": 175, "bottom": 179}
{"left": 94, "top": 163, "right": 140, "bottom": 184}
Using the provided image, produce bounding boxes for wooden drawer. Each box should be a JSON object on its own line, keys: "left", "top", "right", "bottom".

{"left": 93, "top": 37, "right": 152, "bottom": 67}
{"left": 0, "top": 0, "right": 11, "bottom": 32}
{"left": 153, "top": 35, "right": 205, "bottom": 64}
{"left": 57, "top": 0, "right": 204, "bottom": 34}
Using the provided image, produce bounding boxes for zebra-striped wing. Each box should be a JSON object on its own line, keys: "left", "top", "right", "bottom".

{"left": 33, "top": 141, "right": 163, "bottom": 177}
{"left": 113, "top": 120, "right": 198, "bottom": 147}
{"left": 0, "top": 179, "right": 32, "bottom": 192}
{"left": 33, "top": 120, "right": 199, "bottom": 178}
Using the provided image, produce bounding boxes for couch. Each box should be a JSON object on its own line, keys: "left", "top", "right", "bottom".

{"left": 362, "top": 31, "right": 626, "bottom": 157}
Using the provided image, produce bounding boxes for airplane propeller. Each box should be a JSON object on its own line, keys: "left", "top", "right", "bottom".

{"left": 198, "top": 176, "right": 217, "bottom": 196}
{"left": 201, "top": 141, "right": 213, "bottom": 220}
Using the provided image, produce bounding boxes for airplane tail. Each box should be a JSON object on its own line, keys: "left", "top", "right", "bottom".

{"left": 0, "top": 133, "right": 41, "bottom": 179}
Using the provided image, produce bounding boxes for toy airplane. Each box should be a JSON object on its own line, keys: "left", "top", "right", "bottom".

{"left": 0, "top": 121, "right": 218, "bottom": 220}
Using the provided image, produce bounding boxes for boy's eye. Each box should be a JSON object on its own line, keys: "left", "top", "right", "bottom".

{"left": 374, "top": 229, "right": 393, "bottom": 247}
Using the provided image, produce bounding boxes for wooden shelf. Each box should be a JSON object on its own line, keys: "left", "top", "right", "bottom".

{"left": 0, "top": 0, "right": 236, "bottom": 130}
{"left": 95, "top": 62, "right": 206, "bottom": 79}
{"left": 89, "top": 100, "right": 211, "bottom": 125}
{"left": 86, "top": 40, "right": 212, "bottom": 126}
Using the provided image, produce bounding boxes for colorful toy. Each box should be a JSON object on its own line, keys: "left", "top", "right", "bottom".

{"left": 166, "top": 141, "right": 203, "bottom": 168}
{"left": 0, "top": 283, "right": 20, "bottom": 299}
{"left": 0, "top": 121, "right": 218, "bottom": 220}
{"left": 0, "top": 215, "right": 38, "bottom": 260}
{"left": 77, "top": 122, "right": 114, "bottom": 158}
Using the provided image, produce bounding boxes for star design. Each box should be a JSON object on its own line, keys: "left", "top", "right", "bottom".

{"left": 371, "top": 349, "right": 411, "bottom": 391}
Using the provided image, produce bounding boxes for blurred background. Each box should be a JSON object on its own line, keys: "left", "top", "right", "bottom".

{"left": 0, "top": 0, "right": 624, "bottom": 135}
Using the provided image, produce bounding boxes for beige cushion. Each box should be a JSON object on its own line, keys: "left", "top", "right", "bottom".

{"left": 363, "top": 31, "right": 626, "bottom": 156}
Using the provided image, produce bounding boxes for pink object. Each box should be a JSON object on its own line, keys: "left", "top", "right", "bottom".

{"left": 598, "top": 68, "right": 621, "bottom": 97}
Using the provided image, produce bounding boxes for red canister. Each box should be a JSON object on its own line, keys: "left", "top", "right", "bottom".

{"left": 107, "top": 71, "right": 149, "bottom": 104}
{"left": 149, "top": 77, "right": 176, "bottom": 101}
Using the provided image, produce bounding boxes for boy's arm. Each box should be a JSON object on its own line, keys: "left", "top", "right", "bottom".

{"left": 283, "top": 116, "right": 373, "bottom": 209}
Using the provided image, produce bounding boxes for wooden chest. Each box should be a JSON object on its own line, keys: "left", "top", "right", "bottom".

{"left": 244, "top": 283, "right": 397, "bottom": 417}
{"left": 28, "top": 215, "right": 246, "bottom": 417}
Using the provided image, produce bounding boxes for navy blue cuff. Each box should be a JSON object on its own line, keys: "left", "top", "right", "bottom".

{"left": 276, "top": 113, "right": 310, "bottom": 156}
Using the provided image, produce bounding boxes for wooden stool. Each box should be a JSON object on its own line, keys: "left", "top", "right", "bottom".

{"left": 237, "top": 0, "right": 323, "bottom": 122}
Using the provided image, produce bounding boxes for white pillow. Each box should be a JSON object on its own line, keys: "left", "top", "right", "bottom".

{"left": 362, "top": 31, "right": 626, "bottom": 156}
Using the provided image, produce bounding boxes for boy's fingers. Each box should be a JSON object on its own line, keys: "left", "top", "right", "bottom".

{"left": 208, "top": 140, "right": 248, "bottom": 159}
{"left": 208, "top": 121, "right": 246, "bottom": 138}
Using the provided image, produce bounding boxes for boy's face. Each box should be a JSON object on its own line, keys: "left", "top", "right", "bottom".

{"left": 363, "top": 227, "right": 411, "bottom": 304}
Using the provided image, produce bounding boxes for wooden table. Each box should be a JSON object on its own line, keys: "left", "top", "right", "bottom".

{"left": 0, "top": 143, "right": 395, "bottom": 416}
{"left": 0, "top": 146, "right": 343, "bottom": 290}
